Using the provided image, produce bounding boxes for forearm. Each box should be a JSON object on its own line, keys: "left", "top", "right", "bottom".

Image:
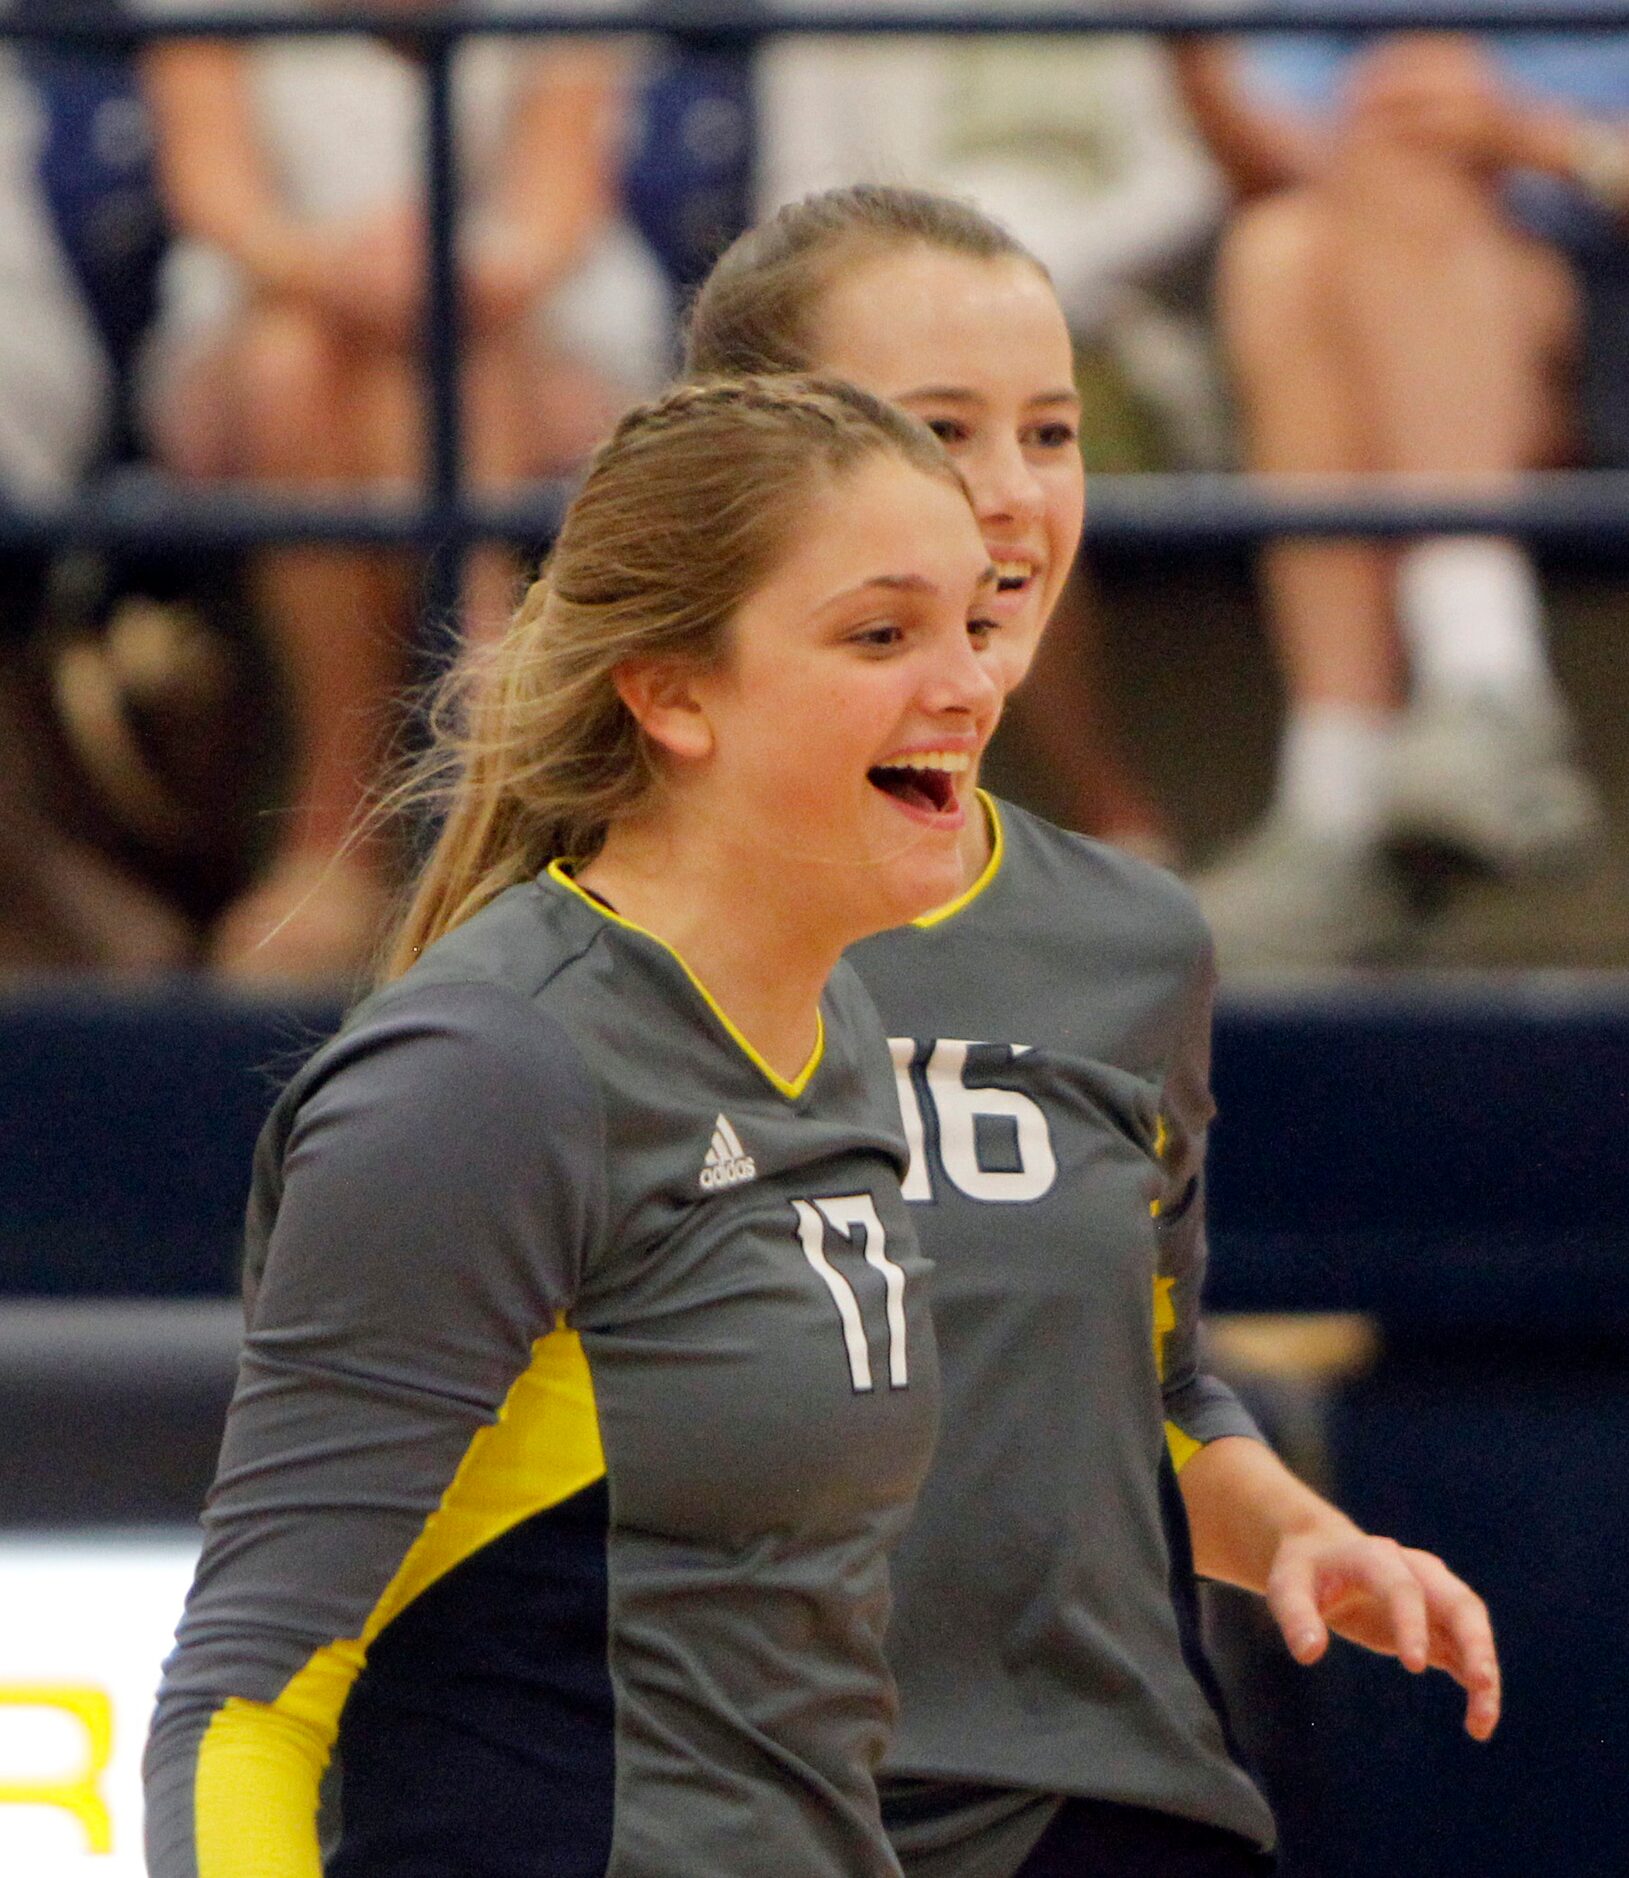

{"left": 1170, "top": 40, "right": 1322, "bottom": 197}
{"left": 1178, "top": 1432, "right": 1359, "bottom": 1593}
{"left": 143, "top": 43, "right": 318, "bottom": 298}
{"left": 483, "top": 50, "right": 623, "bottom": 283}
{"left": 1518, "top": 108, "right": 1629, "bottom": 215}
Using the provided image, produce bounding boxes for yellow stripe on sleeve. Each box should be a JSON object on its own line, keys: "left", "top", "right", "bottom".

{"left": 1154, "top": 1276, "right": 1203, "bottom": 1471}
{"left": 194, "top": 1321, "right": 606, "bottom": 1876}
{"left": 194, "top": 1696, "right": 334, "bottom": 1878}
{"left": 1152, "top": 1274, "right": 1177, "bottom": 1381}
{"left": 1148, "top": 1112, "right": 1171, "bottom": 1218}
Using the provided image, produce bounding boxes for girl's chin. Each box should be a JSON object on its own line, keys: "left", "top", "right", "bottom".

{"left": 877, "top": 846, "right": 972, "bottom": 926}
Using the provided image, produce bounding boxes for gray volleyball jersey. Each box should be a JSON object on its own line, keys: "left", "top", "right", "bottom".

{"left": 144, "top": 865, "right": 939, "bottom": 1878}
{"left": 847, "top": 796, "right": 1275, "bottom": 1872}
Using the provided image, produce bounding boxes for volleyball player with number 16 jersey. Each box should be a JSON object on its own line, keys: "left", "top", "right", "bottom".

{"left": 851, "top": 793, "right": 1271, "bottom": 1872}
{"left": 689, "top": 189, "right": 1502, "bottom": 1878}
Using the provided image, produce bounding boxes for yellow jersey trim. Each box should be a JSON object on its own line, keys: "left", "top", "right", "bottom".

{"left": 1153, "top": 1275, "right": 1202, "bottom": 1472}
{"left": 1152, "top": 1274, "right": 1177, "bottom": 1381}
{"left": 194, "top": 1323, "right": 606, "bottom": 1877}
{"left": 1165, "top": 1420, "right": 1203, "bottom": 1474}
{"left": 546, "top": 858, "right": 824, "bottom": 1100}
{"left": 911, "top": 791, "right": 1004, "bottom": 929}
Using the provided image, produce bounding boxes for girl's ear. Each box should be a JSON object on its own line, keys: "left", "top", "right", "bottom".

{"left": 613, "top": 658, "right": 716, "bottom": 764}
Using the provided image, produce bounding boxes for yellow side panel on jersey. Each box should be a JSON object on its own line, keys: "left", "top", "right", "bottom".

{"left": 194, "top": 1321, "right": 606, "bottom": 1877}
{"left": 1152, "top": 1276, "right": 1202, "bottom": 1472}
{"left": 1164, "top": 1420, "right": 1203, "bottom": 1474}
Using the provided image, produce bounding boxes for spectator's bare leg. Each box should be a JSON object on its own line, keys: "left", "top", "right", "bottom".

{"left": 459, "top": 334, "right": 547, "bottom": 645}
{"left": 1192, "top": 184, "right": 1414, "bottom": 967}
{"left": 1219, "top": 187, "right": 1401, "bottom": 834}
{"left": 1328, "top": 65, "right": 1571, "bottom": 697}
{"left": 1332, "top": 44, "right": 1577, "bottom": 484}
{"left": 209, "top": 304, "right": 401, "bottom": 981}
{"left": 462, "top": 331, "right": 627, "bottom": 643}
{"left": 1323, "top": 48, "right": 1601, "bottom": 869}
{"left": 344, "top": 328, "right": 617, "bottom": 649}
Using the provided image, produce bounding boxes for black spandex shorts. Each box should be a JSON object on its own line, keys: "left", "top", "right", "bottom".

{"left": 1015, "top": 1796, "right": 1276, "bottom": 1878}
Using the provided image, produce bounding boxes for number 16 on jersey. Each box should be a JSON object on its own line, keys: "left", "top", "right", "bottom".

{"left": 890, "top": 1038, "right": 1057, "bottom": 1204}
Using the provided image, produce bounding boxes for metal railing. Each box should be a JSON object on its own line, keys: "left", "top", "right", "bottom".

{"left": 7, "top": 1, "right": 1629, "bottom": 614}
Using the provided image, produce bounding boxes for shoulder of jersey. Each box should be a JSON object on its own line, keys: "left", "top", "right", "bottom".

{"left": 387, "top": 875, "right": 605, "bottom": 1004}
{"left": 994, "top": 796, "right": 1210, "bottom": 959}
{"left": 286, "top": 885, "right": 593, "bottom": 1090}
{"left": 285, "top": 882, "right": 595, "bottom": 1094}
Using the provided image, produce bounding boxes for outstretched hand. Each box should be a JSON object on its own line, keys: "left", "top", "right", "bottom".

{"left": 1265, "top": 1530, "right": 1501, "bottom": 1741}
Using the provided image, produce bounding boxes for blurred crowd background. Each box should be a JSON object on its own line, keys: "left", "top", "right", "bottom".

{"left": 1, "top": 0, "right": 1625, "bottom": 989}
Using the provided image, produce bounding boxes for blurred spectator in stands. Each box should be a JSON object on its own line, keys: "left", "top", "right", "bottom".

{"left": 1177, "top": 31, "right": 1628, "bottom": 971}
{"left": 139, "top": 0, "right": 666, "bottom": 982}
{"left": 0, "top": 7, "right": 193, "bottom": 974}
{"left": 622, "top": 41, "right": 754, "bottom": 340}
{"left": 757, "top": 25, "right": 1228, "bottom": 856}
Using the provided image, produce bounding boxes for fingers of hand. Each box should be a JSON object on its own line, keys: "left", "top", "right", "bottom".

{"left": 1309, "top": 1536, "right": 1429, "bottom": 1669}
{"left": 1383, "top": 1563, "right": 1432, "bottom": 1674}
{"left": 1438, "top": 1612, "right": 1501, "bottom": 1741}
{"left": 1265, "top": 1550, "right": 1330, "bottom": 1665}
{"left": 1407, "top": 1550, "right": 1501, "bottom": 1740}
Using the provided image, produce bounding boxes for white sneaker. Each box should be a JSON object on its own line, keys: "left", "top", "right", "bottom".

{"left": 1385, "top": 691, "right": 1604, "bottom": 873}
{"left": 1190, "top": 817, "right": 1414, "bottom": 975}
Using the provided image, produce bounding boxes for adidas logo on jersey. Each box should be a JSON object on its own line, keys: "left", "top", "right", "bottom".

{"left": 700, "top": 1114, "right": 756, "bottom": 1191}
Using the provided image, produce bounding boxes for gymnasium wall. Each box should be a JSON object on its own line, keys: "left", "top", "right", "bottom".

{"left": 2, "top": 982, "right": 1626, "bottom": 1874}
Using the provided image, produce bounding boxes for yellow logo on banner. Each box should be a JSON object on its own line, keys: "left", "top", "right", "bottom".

{"left": 0, "top": 1683, "right": 113, "bottom": 1852}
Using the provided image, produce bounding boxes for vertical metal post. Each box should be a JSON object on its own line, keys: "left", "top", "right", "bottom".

{"left": 419, "top": 24, "right": 465, "bottom": 655}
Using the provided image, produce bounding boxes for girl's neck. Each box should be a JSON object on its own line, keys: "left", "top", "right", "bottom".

{"left": 575, "top": 824, "right": 841, "bottom": 1087}
{"left": 956, "top": 786, "right": 994, "bottom": 887}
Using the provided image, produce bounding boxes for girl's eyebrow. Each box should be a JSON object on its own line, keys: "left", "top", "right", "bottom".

{"left": 899, "top": 385, "right": 1081, "bottom": 410}
{"left": 825, "top": 572, "right": 940, "bottom": 604}
{"left": 826, "top": 565, "right": 998, "bottom": 605}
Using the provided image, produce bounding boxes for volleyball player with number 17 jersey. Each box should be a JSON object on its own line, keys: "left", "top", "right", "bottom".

{"left": 146, "top": 866, "right": 939, "bottom": 1878}
{"left": 143, "top": 378, "right": 1005, "bottom": 1878}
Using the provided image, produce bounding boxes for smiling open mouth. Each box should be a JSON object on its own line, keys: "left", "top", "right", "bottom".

{"left": 867, "top": 751, "right": 969, "bottom": 816}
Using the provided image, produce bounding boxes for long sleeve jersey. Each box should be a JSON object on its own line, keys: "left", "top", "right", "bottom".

{"left": 145, "top": 865, "right": 939, "bottom": 1878}
{"left": 847, "top": 796, "right": 1275, "bottom": 1878}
